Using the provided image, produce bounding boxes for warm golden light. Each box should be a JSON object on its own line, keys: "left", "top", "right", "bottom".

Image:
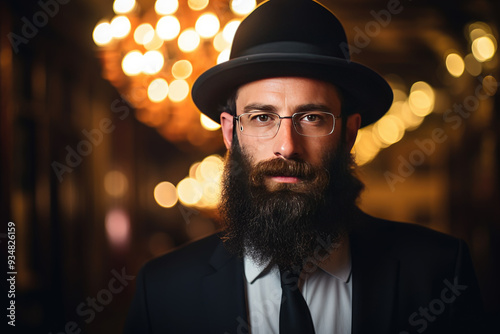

{"left": 189, "top": 162, "right": 201, "bottom": 179}
{"left": 142, "top": 50, "right": 164, "bottom": 75}
{"left": 223, "top": 20, "right": 241, "bottom": 43}
{"left": 217, "top": 49, "right": 231, "bottom": 64}
{"left": 168, "top": 80, "right": 189, "bottom": 102}
{"left": 468, "top": 21, "right": 492, "bottom": 41}
{"left": 392, "top": 89, "right": 407, "bottom": 102}
{"left": 483, "top": 75, "right": 498, "bottom": 96}
{"left": 177, "top": 178, "right": 203, "bottom": 205}
{"left": 231, "top": 0, "right": 256, "bottom": 15}
{"left": 200, "top": 114, "right": 221, "bottom": 131}
{"left": 154, "top": 182, "right": 178, "bottom": 208}
{"left": 148, "top": 78, "right": 169, "bottom": 102}
{"left": 93, "top": 21, "right": 113, "bottom": 46}
{"left": 113, "top": 0, "right": 136, "bottom": 14}
{"left": 375, "top": 115, "right": 405, "bottom": 146}
{"left": 213, "top": 32, "right": 230, "bottom": 52}
{"left": 353, "top": 127, "right": 380, "bottom": 166}
{"left": 122, "top": 50, "right": 143, "bottom": 76}
{"left": 199, "top": 155, "right": 223, "bottom": 181}
{"left": 188, "top": 0, "right": 209, "bottom": 11}
{"left": 104, "top": 170, "right": 129, "bottom": 197}
{"left": 464, "top": 53, "right": 482, "bottom": 76}
{"left": 195, "top": 13, "right": 220, "bottom": 39}
{"left": 472, "top": 35, "right": 497, "bottom": 62}
{"left": 155, "top": 0, "right": 179, "bottom": 15}
{"left": 445, "top": 53, "right": 465, "bottom": 77}
{"left": 145, "top": 33, "right": 164, "bottom": 50}
{"left": 399, "top": 101, "right": 424, "bottom": 130}
{"left": 408, "top": 81, "right": 434, "bottom": 117}
{"left": 470, "top": 28, "right": 488, "bottom": 41}
{"left": 172, "top": 60, "right": 193, "bottom": 79}
{"left": 178, "top": 28, "right": 201, "bottom": 52}
{"left": 134, "top": 23, "right": 155, "bottom": 45}
{"left": 156, "top": 15, "right": 181, "bottom": 41}
{"left": 201, "top": 181, "right": 221, "bottom": 207}
{"left": 110, "top": 16, "right": 131, "bottom": 39}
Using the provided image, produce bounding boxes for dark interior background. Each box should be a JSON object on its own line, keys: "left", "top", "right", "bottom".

{"left": 1, "top": 0, "right": 499, "bottom": 332}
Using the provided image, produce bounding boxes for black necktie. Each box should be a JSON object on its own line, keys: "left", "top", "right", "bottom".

{"left": 279, "top": 268, "right": 316, "bottom": 334}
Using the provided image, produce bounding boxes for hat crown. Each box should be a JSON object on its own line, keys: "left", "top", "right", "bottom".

{"left": 230, "top": 0, "right": 349, "bottom": 60}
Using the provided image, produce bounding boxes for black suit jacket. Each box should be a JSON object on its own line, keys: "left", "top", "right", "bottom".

{"left": 124, "top": 212, "right": 484, "bottom": 333}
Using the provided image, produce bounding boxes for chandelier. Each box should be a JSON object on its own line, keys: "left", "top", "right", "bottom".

{"left": 92, "top": 0, "right": 257, "bottom": 151}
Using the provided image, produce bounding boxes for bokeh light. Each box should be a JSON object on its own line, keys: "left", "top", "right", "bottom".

{"left": 105, "top": 208, "right": 130, "bottom": 248}
{"left": 155, "top": 0, "right": 179, "bottom": 15}
{"left": 445, "top": 53, "right": 465, "bottom": 77}
{"left": 168, "top": 80, "right": 190, "bottom": 102}
{"left": 195, "top": 13, "right": 220, "bottom": 39}
{"left": 223, "top": 20, "right": 241, "bottom": 43}
{"left": 188, "top": 0, "right": 209, "bottom": 11}
{"left": 178, "top": 28, "right": 201, "bottom": 52}
{"left": 177, "top": 178, "right": 203, "bottom": 205}
{"left": 93, "top": 21, "right": 113, "bottom": 46}
{"left": 154, "top": 181, "right": 178, "bottom": 208}
{"left": 231, "top": 0, "right": 257, "bottom": 15}
{"left": 122, "top": 50, "right": 143, "bottom": 76}
{"left": 113, "top": 0, "right": 136, "bottom": 14}
{"left": 156, "top": 15, "right": 181, "bottom": 41}
{"left": 171, "top": 60, "right": 193, "bottom": 79}
{"left": 104, "top": 170, "right": 129, "bottom": 198}
{"left": 200, "top": 114, "right": 221, "bottom": 131}
{"left": 144, "top": 33, "right": 164, "bottom": 50}
{"left": 472, "top": 35, "right": 497, "bottom": 62}
{"left": 134, "top": 23, "right": 155, "bottom": 45}
{"left": 148, "top": 78, "right": 169, "bottom": 102}
{"left": 217, "top": 49, "right": 231, "bottom": 64}
{"left": 142, "top": 50, "right": 164, "bottom": 75}
{"left": 375, "top": 115, "right": 405, "bottom": 146}
{"left": 110, "top": 16, "right": 131, "bottom": 39}
{"left": 213, "top": 32, "right": 230, "bottom": 52}
{"left": 464, "top": 53, "right": 482, "bottom": 76}
{"left": 408, "top": 81, "right": 434, "bottom": 117}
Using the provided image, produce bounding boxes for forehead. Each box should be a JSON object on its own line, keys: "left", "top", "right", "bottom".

{"left": 235, "top": 77, "right": 342, "bottom": 110}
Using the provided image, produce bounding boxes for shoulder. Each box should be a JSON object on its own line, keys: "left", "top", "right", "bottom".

{"left": 352, "top": 211, "right": 465, "bottom": 260}
{"left": 140, "top": 233, "right": 223, "bottom": 282}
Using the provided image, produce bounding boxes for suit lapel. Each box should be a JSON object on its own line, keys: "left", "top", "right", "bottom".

{"left": 350, "top": 214, "right": 400, "bottom": 334}
{"left": 202, "top": 240, "right": 249, "bottom": 334}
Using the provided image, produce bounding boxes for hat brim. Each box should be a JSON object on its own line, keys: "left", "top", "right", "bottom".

{"left": 192, "top": 53, "right": 393, "bottom": 128}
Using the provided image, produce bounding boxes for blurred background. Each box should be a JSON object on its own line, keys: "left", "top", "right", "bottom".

{"left": 1, "top": 0, "right": 499, "bottom": 332}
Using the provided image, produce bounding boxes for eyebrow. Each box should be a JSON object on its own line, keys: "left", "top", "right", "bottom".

{"left": 242, "top": 103, "right": 332, "bottom": 113}
{"left": 243, "top": 103, "right": 277, "bottom": 113}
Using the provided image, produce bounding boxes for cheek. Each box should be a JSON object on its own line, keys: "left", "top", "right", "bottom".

{"left": 237, "top": 135, "right": 272, "bottom": 161}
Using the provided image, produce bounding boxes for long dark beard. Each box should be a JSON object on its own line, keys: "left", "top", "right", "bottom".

{"left": 219, "top": 135, "right": 364, "bottom": 269}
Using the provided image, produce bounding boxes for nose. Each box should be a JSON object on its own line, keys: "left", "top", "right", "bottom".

{"left": 272, "top": 118, "right": 302, "bottom": 159}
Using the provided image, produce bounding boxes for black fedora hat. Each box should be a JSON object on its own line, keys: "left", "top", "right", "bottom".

{"left": 191, "top": 0, "right": 393, "bottom": 127}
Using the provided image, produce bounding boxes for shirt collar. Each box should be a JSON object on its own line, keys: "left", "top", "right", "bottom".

{"left": 244, "top": 237, "right": 351, "bottom": 284}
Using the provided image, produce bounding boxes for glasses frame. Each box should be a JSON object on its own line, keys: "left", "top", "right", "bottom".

{"left": 234, "top": 111, "right": 342, "bottom": 138}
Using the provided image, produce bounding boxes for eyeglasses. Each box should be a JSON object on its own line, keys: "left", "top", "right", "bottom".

{"left": 234, "top": 111, "right": 341, "bottom": 138}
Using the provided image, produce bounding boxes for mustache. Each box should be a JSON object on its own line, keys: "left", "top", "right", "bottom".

{"left": 250, "top": 158, "right": 318, "bottom": 180}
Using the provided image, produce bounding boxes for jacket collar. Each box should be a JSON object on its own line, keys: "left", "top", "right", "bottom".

{"left": 202, "top": 239, "right": 249, "bottom": 334}
{"left": 350, "top": 210, "right": 400, "bottom": 334}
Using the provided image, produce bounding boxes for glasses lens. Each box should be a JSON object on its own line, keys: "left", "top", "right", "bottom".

{"left": 293, "top": 112, "right": 335, "bottom": 136}
{"left": 239, "top": 112, "right": 280, "bottom": 137}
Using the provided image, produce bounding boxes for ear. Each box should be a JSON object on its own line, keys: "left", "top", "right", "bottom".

{"left": 220, "top": 112, "right": 234, "bottom": 149}
{"left": 345, "top": 113, "right": 361, "bottom": 151}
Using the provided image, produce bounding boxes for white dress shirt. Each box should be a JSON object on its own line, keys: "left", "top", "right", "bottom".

{"left": 244, "top": 239, "right": 352, "bottom": 334}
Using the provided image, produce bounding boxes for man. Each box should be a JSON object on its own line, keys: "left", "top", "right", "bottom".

{"left": 124, "top": 0, "right": 484, "bottom": 333}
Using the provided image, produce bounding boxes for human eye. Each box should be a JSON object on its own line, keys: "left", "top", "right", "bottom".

{"left": 247, "top": 112, "right": 276, "bottom": 125}
{"left": 298, "top": 112, "right": 327, "bottom": 124}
